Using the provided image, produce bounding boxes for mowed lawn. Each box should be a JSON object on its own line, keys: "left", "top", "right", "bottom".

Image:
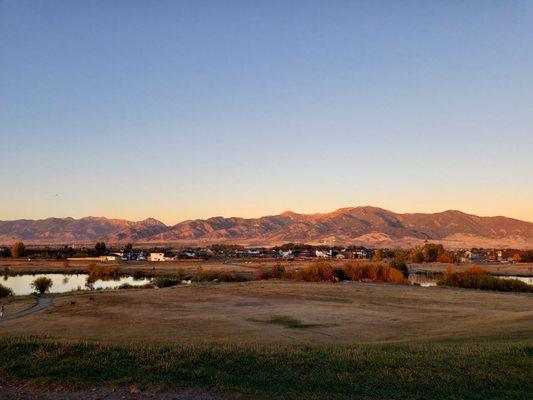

{"left": 1, "top": 281, "right": 532, "bottom": 399}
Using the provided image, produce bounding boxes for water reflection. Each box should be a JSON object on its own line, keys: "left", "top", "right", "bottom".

{"left": 2, "top": 274, "right": 151, "bottom": 296}
{"left": 408, "top": 273, "right": 439, "bottom": 287}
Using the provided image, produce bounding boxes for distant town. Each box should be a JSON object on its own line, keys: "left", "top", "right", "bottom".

{"left": 2, "top": 241, "right": 533, "bottom": 264}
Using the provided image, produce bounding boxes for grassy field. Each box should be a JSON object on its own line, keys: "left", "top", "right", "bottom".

{"left": 1, "top": 280, "right": 532, "bottom": 399}
{"left": 0, "top": 335, "right": 531, "bottom": 399}
{"left": 2, "top": 281, "right": 532, "bottom": 344}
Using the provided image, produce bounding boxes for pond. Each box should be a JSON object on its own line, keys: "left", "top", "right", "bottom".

{"left": 1, "top": 274, "right": 151, "bottom": 296}
{"left": 407, "top": 273, "right": 533, "bottom": 287}
{"left": 2, "top": 273, "right": 531, "bottom": 296}
{"left": 408, "top": 273, "right": 440, "bottom": 287}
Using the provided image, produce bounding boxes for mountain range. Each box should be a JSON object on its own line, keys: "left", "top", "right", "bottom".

{"left": 1, "top": 206, "right": 532, "bottom": 248}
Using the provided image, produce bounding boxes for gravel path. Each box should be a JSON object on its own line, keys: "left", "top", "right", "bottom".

{"left": 0, "top": 297, "right": 52, "bottom": 322}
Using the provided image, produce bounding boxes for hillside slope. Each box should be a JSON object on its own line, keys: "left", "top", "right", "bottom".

{"left": 1, "top": 207, "right": 531, "bottom": 248}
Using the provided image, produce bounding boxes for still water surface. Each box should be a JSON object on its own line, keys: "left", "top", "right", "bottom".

{"left": 1, "top": 274, "right": 151, "bottom": 296}
{"left": 2, "top": 273, "right": 531, "bottom": 295}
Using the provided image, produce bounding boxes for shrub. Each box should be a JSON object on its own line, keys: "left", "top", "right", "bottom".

{"left": 465, "top": 265, "right": 487, "bottom": 275}
{"left": 438, "top": 272, "right": 532, "bottom": 293}
{"left": 194, "top": 270, "right": 218, "bottom": 282}
{"left": 152, "top": 277, "right": 181, "bottom": 288}
{"left": 31, "top": 277, "right": 53, "bottom": 295}
{"left": 444, "top": 265, "right": 454, "bottom": 276}
{"left": 87, "top": 264, "right": 121, "bottom": 283}
{"left": 132, "top": 271, "right": 146, "bottom": 280}
{"left": 270, "top": 265, "right": 286, "bottom": 279}
{"left": 118, "top": 283, "right": 133, "bottom": 289}
{"left": 343, "top": 262, "right": 406, "bottom": 284}
{"left": 282, "top": 269, "right": 303, "bottom": 280}
{"left": 333, "top": 267, "right": 348, "bottom": 281}
{"left": 389, "top": 258, "right": 409, "bottom": 278}
{"left": 0, "top": 283, "right": 13, "bottom": 298}
{"left": 218, "top": 272, "right": 250, "bottom": 282}
{"left": 176, "top": 267, "right": 185, "bottom": 280}
{"left": 259, "top": 265, "right": 286, "bottom": 280}
{"left": 194, "top": 270, "right": 250, "bottom": 282}
{"left": 300, "top": 262, "right": 334, "bottom": 282}
{"left": 281, "top": 262, "right": 406, "bottom": 284}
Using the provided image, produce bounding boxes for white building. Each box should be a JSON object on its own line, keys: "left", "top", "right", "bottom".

{"left": 278, "top": 250, "right": 293, "bottom": 259}
{"left": 315, "top": 250, "right": 331, "bottom": 258}
{"left": 149, "top": 252, "right": 165, "bottom": 262}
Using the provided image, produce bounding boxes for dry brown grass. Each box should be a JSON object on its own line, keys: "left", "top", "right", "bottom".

{"left": 0, "top": 296, "right": 36, "bottom": 317}
{"left": 343, "top": 262, "right": 405, "bottom": 283}
{"left": 0, "top": 281, "right": 531, "bottom": 345}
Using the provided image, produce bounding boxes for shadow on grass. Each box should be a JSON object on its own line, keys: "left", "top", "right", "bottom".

{"left": 248, "top": 315, "right": 336, "bottom": 329}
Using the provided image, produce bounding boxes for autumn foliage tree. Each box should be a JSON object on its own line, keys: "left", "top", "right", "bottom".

{"left": 410, "top": 247, "right": 424, "bottom": 263}
{"left": 421, "top": 243, "right": 445, "bottom": 263}
{"left": 11, "top": 241, "right": 25, "bottom": 258}
{"left": 437, "top": 251, "right": 455, "bottom": 263}
{"left": 31, "top": 276, "right": 53, "bottom": 295}
{"left": 372, "top": 249, "right": 383, "bottom": 261}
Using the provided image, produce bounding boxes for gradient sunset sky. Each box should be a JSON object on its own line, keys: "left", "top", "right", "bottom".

{"left": 1, "top": 1, "right": 532, "bottom": 224}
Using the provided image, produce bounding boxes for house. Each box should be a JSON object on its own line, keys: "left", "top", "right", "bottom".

{"left": 461, "top": 250, "right": 486, "bottom": 263}
{"left": 149, "top": 252, "right": 165, "bottom": 262}
{"left": 175, "top": 250, "right": 196, "bottom": 259}
{"left": 354, "top": 250, "right": 370, "bottom": 259}
{"left": 278, "top": 250, "right": 293, "bottom": 259}
{"left": 198, "top": 248, "right": 215, "bottom": 257}
{"left": 315, "top": 250, "right": 331, "bottom": 258}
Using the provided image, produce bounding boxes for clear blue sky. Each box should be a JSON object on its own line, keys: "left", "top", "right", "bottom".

{"left": 1, "top": 1, "right": 532, "bottom": 224}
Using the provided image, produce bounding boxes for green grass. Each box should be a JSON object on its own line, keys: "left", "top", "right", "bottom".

{"left": 0, "top": 336, "right": 532, "bottom": 399}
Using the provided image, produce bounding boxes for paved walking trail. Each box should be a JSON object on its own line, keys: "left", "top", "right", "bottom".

{"left": 0, "top": 297, "right": 52, "bottom": 322}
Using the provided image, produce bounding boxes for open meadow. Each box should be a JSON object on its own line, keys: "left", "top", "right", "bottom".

{"left": 1, "top": 280, "right": 532, "bottom": 399}
{"left": 2, "top": 280, "right": 532, "bottom": 344}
